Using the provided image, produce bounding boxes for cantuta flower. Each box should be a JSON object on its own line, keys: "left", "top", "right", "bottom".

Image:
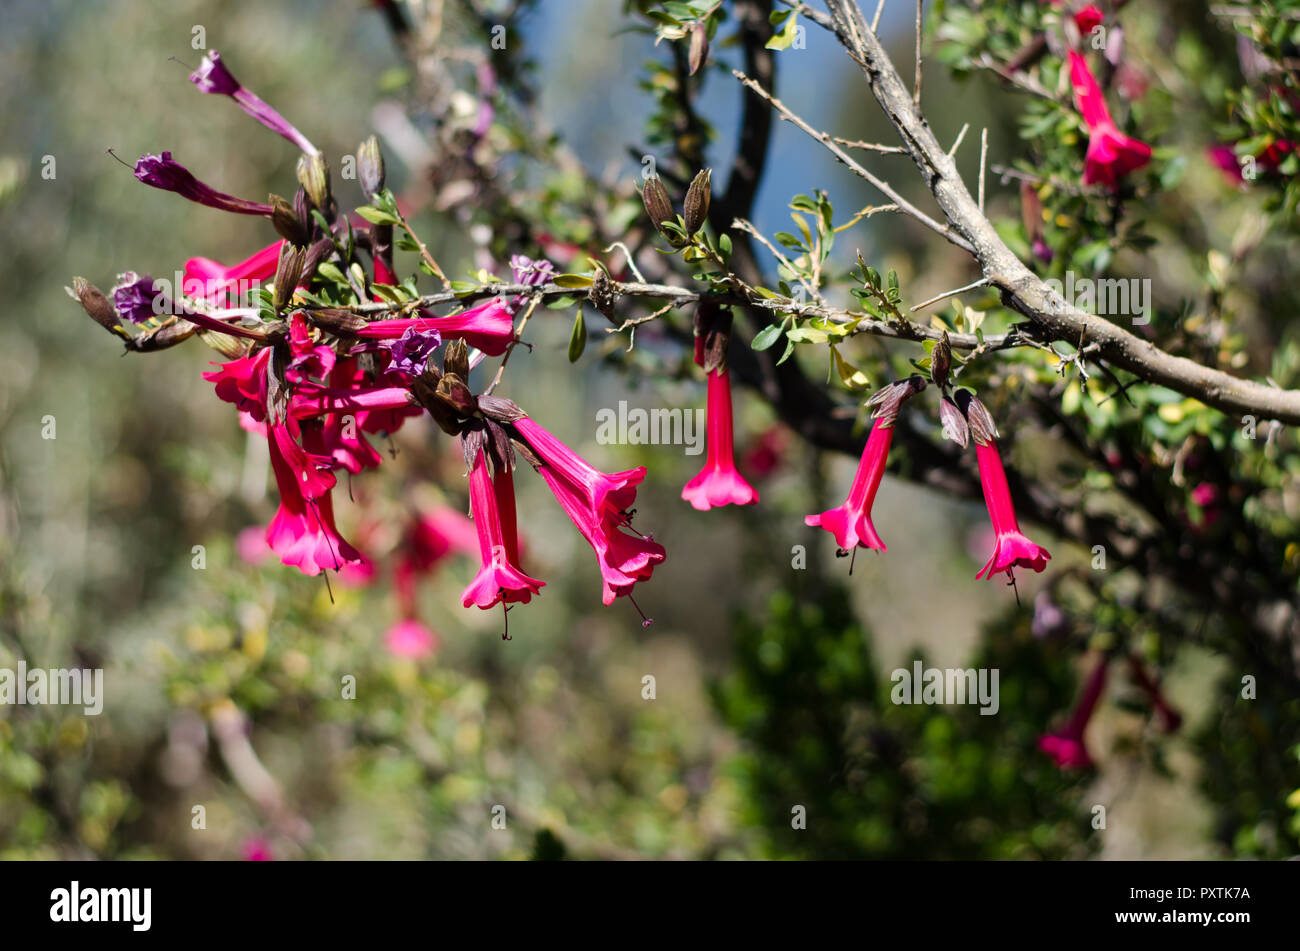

{"left": 681, "top": 368, "right": 759, "bottom": 510}
{"left": 963, "top": 394, "right": 1052, "bottom": 582}
{"left": 134, "top": 152, "right": 275, "bottom": 217}
{"left": 514, "top": 415, "right": 664, "bottom": 610}
{"left": 460, "top": 447, "right": 545, "bottom": 611}
{"left": 1038, "top": 652, "right": 1109, "bottom": 770}
{"left": 189, "top": 50, "right": 319, "bottom": 155}
{"left": 1067, "top": 51, "right": 1152, "bottom": 186}
{"left": 806, "top": 377, "right": 924, "bottom": 554}
{"left": 184, "top": 240, "right": 284, "bottom": 304}
{"left": 356, "top": 299, "right": 516, "bottom": 356}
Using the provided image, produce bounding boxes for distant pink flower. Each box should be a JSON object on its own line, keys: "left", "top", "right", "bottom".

{"left": 1067, "top": 51, "right": 1152, "bottom": 186}
{"left": 357, "top": 299, "right": 516, "bottom": 356}
{"left": 681, "top": 368, "right": 759, "bottom": 510}
{"left": 385, "top": 618, "right": 440, "bottom": 658}
{"left": 241, "top": 836, "right": 274, "bottom": 861}
{"left": 1126, "top": 654, "right": 1183, "bottom": 734}
{"left": 741, "top": 424, "right": 790, "bottom": 480}
{"left": 1038, "top": 653, "right": 1109, "bottom": 770}
{"left": 460, "top": 448, "right": 544, "bottom": 610}
{"left": 1073, "top": 4, "right": 1103, "bottom": 34}
{"left": 236, "top": 525, "right": 271, "bottom": 565}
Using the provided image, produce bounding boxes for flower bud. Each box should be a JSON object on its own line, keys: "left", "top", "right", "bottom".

{"left": 930, "top": 330, "right": 952, "bottom": 387}
{"left": 68, "top": 278, "right": 128, "bottom": 339}
{"left": 307, "top": 308, "right": 368, "bottom": 335}
{"left": 641, "top": 176, "right": 675, "bottom": 234}
{"left": 274, "top": 246, "right": 306, "bottom": 311}
{"left": 958, "top": 391, "right": 999, "bottom": 446}
{"left": 683, "top": 168, "right": 711, "bottom": 236}
{"left": 296, "top": 152, "right": 332, "bottom": 213}
{"left": 270, "top": 194, "right": 311, "bottom": 246}
{"left": 938, "top": 396, "right": 969, "bottom": 448}
{"left": 443, "top": 338, "right": 470, "bottom": 380}
{"left": 688, "top": 21, "right": 710, "bottom": 76}
{"left": 357, "top": 135, "right": 385, "bottom": 197}
{"left": 435, "top": 373, "right": 478, "bottom": 416}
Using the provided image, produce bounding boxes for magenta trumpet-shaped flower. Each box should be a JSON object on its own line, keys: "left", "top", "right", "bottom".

{"left": 514, "top": 415, "right": 664, "bottom": 608}
{"left": 681, "top": 368, "right": 759, "bottom": 511}
{"left": 134, "top": 151, "right": 275, "bottom": 216}
{"left": 184, "top": 240, "right": 284, "bottom": 304}
{"left": 806, "top": 377, "right": 923, "bottom": 554}
{"left": 189, "top": 50, "right": 318, "bottom": 155}
{"left": 356, "top": 299, "right": 516, "bottom": 356}
{"left": 115, "top": 270, "right": 264, "bottom": 339}
{"left": 1067, "top": 51, "right": 1152, "bottom": 186}
{"left": 265, "top": 422, "right": 361, "bottom": 576}
{"left": 964, "top": 395, "right": 1051, "bottom": 581}
{"left": 805, "top": 419, "right": 893, "bottom": 552}
{"left": 1038, "top": 652, "right": 1110, "bottom": 770}
{"left": 460, "top": 448, "right": 545, "bottom": 610}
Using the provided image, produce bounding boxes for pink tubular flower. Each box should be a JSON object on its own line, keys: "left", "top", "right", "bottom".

{"left": 1038, "top": 652, "right": 1110, "bottom": 769}
{"left": 189, "top": 50, "right": 318, "bottom": 155}
{"left": 964, "top": 395, "right": 1051, "bottom": 581}
{"left": 805, "top": 419, "right": 893, "bottom": 552}
{"left": 681, "top": 368, "right": 759, "bottom": 510}
{"left": 384, "top": 618, "right": 440, "bottom": 659}
{"left": 1126, "top": 654, "right": 1183, "bottom": 734}
{"left": 514, "top": 415, "right": 664, "bottom": 609}
{"left": 356, "top": 299, "right": 516, "bottom": 356}
{"left": 1067, "top": 51, "right": 1152, "bottom": 186}
{"left": 184, "top": 240, "right": 284, "bottom": 305}
{"left": 1073, "top": 4, "right": 1103, "bottom": 34}
{"left": 460, "top": 448, "right": 544, "bottom": 610}
{"left": 806, "top": 377, "right": 923, "bottom": 554}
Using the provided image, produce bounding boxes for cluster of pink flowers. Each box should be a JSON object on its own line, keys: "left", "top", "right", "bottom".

{"left": 80, "top": 49, "right": 665, "bottom": 636}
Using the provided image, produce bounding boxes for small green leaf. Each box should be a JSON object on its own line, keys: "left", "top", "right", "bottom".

{"left": 554, "top": 273, "right": 595, "bottom": 288}
{"left": 751, "top": 323, "right": 784, "bottom": 351}
{"left": 354, "top": 205, "right": 400, "bottom": 226}
{"left": 568, "top": 308, "right": 587, "bottom": 362}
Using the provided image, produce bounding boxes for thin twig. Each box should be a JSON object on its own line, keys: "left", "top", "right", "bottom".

{"left": 909, "top": 277, "right": 991, "bottom": 313}
{"left": 978, "top": 127, "right": 988, "bottom": 214}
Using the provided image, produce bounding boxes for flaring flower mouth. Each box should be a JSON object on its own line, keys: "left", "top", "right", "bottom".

{"left": 805, "top": 418, "right": 893, "bottom": 551}
{"left": 1037, "top": 733, "right": 1094, "bottom": 770}
{"left": 1067, "top": 50, "right": 1151, "bottom": 186}
{"left": 975, "top": 530, "right": 1051, "bottom": 580}
{"left": 460, "top": 447, "right": 545, "bottom": 610}
{"left": 681, "top": 368, "right": 759, "bottom": 511}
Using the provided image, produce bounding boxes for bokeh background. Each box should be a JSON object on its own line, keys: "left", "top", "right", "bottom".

{"left": 0, "top": 0, "right": 1288, "bottom": 859}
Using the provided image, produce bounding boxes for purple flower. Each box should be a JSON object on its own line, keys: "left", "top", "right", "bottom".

{"left": 508, "top": 254, "right": 554, "bottom": 314}
{"left": 134, "top": 152, "right": 274, "bottom": 217}
{"left": 384, "top": 326, "right": 443, "bottom": 376}
{"left": 189, "top": 51, "right": 318, "bottom": 155}
{"left": 111, "top": 272, "right": 164, "bottom": 324}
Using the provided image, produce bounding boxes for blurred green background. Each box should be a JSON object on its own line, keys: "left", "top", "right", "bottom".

{"left": 0, "top": 0, "right": 1284, "bottom": 859}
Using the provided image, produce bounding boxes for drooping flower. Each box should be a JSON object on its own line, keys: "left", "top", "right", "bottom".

{"left": 356, "top": 298, "right": 516, "bottom": 356}
{"left": 184, "top": 240, "right": 284, "bottom": 305}
{"left": 806, "top": 378, "right": 923, "bottom": 554}
{"left": 460, "top": 447, "right": 545, "bottom": 611}
{"left": 134, "top": 151, "right": 275, "bottom": 216}
{"left": 513, "top": 415, "right": 663, "bottom": 609}
{"left": 265, "top": 423, "right": 362, "bottom": 576}
{"left": 1067, "top": 51, "right": 1152, "bottom": 186}
{"left": 681, "top": 368, "right": 759, "bottom": 510}
{"left": 963, "top": 394, "right": 1052, "bottom": 581}
{"left": 1126, "top": 654, "right": 1183, "bottom": 734}
{"left": 1073, "top": 3, "right": 1103, "bottom": 34}
{"left": 1038, "top": 652, "right": 1110, "bottom": 770}
{"left": 189, "top": 50, "right": 318, "bottom": 155}
{"left": 384, "top": 618, "right": 439, "bottom": 659}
